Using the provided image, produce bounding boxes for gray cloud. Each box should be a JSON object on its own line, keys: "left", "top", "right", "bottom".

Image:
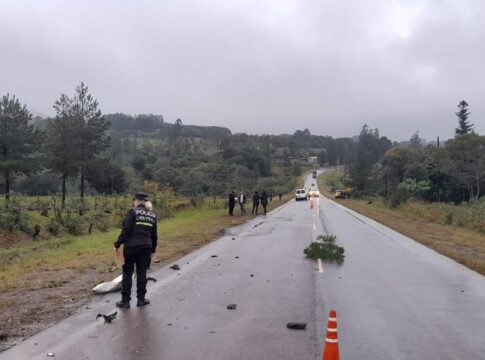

{"left": 0, "top": 0, "right": 484, "bottom": 140}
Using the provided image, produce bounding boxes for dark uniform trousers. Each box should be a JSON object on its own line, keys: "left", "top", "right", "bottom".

{"left": 121, "top": 247, "right": 152, "bottom": 301}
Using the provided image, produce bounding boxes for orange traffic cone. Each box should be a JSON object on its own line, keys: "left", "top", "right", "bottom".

{"left": 322, "top": 310, "right": 340, "bottom": 360}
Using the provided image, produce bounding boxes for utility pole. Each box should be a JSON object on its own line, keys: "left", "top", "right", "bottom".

{"left": 437, "top": 136, "right": 441, "bottom": 202}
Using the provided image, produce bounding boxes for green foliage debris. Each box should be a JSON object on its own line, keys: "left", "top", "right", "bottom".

{"left": 304, "top": 234, "right": 345, "bottom": 263}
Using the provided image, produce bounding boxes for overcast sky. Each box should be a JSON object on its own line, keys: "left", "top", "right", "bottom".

{"left": 1, "top": 0, "right": 484, "bottom": 141}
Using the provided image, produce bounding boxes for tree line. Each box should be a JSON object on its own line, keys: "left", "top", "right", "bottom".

{"left": 1, "top": 83, "right": 110, "bottom": 206}
{"left": 347, "top": 100, "right": 484, "bottom": 204}
{"left": 1, "top": 83, "right": 357, "bottom": 203}
{"left": 4, "top": 82, "right": 480, "bottom": 206}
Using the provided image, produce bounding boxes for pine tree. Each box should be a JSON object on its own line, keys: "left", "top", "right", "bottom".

{"left": 409, "top": 131, "right": 423, "bottom": 149}
{"left": 44, "top": 94, "right": 79, "bottom": 207}
{"left": 70, "top": 83, "right": 110, "bottom": 199}
{"left": 455, "top": 100, "right": 473, "bottom": 135}
{"left": 0, "top": 94, "right": 38, "bottom": 199}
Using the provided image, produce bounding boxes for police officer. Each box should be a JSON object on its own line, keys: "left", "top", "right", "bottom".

{"left": 252, "top": 191, "right": 260, "bottom": 215}
{"left": 114, "top": 192, "right": 157, "bottom": 308}
{"left": 228, "top": 191, "right": 236, "bottom": 216}
{"left": 260, "top": 190, "right": 269, "bottom": 215}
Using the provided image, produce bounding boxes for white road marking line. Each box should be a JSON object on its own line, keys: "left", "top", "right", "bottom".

{"left": 318, "top": 258, "right": 324, "bottom": 273}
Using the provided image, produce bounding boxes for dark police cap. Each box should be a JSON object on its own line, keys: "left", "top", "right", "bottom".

{"left": 134, "top": 192, "right": 149, "bottom": 201}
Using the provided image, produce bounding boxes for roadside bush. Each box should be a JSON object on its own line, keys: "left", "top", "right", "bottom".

{"left": 62, "top": 211, "right": 85, "bottom": 235}
{"left": 48, "top": 218, "right": 62, "bottom": 235}
{"left": 397, "top": 198, "right": 485, "bottom": 234}
{"left": 398, "top": 179, "right": 431, "bottom": 199}
{"left": 92, "top": 212, "right": 111, "bottom": 232}
{"left": 385, "top": 188, "right": 410, "bottom": 208}
{"left": 0, "top": 199, "right": 31, "bottom": 233}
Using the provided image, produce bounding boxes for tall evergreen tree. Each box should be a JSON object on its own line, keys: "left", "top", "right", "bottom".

{"left": 455, "top": 100, "right": 473, "bottom": 135}
{"left": 409, "top": 131, "right": 423, "bottom": 150}
{"left": 44, "top": 94, "right": 78, "bottom": 207}
{"left": 0, "top": 94, "right": 38, "bottom": 199}
{"left": 70, "top": 83, "right": 110, "bottom": 199}
{"left": 349, "top": 124, "right": 391, "bottom": 191}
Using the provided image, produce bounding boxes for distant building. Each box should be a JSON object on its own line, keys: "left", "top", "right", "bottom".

{"left": 307, "top": 156, "right": 318, "bottom": 164}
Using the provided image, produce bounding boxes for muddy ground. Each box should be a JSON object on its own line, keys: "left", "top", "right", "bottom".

{"left": 0, "top": 262, "right": 165, "bottom": 352}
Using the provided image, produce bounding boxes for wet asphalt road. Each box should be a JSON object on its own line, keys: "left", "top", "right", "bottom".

{"left": 2, "top": 171, "right": 485, "bottom": 359}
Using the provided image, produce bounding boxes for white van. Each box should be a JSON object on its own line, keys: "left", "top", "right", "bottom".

{"left": 295, "top": 189, "right": 308, "bottom": 201}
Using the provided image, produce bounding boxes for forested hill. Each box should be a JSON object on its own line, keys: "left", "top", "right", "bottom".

{"left": 104, "top": 113, "right": 232, "bottom": 140}
{"left": 19, "top": 103, "right": 356, "bottom": 199}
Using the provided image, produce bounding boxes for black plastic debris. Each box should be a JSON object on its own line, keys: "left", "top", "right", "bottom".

{"left": 211, "top": 255, "right": 218, "bottom": 258}
{"left": 169, "top": 264, "right": 181, "bottom": 270}
{"left": 232, "top": 237, "right": 236, "bottom": 240}
{"left": 96, "top": 312, "right": 117, "bottom": 323}
{"left": 235, "top": 256, "right": 239, "bottom": 259}
{"left": 227, "top": 304, "right": 237, "bottom": 310}
{"left": 250, "top": 274, "right": 254, "bottom": 277}
{"left": 286, "top": 322, "right": 307, "bottom": 330}
{"left": 147, "top": 277, "right": 157, "bottom": 282}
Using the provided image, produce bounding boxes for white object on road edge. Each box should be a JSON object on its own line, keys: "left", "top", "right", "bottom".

{"left": 318, "top": 258, "right": 324, "bottom": 273}
{"left": 92, "top": 274, "right": 123, "bottom": 293}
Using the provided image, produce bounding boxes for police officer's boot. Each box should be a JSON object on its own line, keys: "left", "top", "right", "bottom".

{"left": 137, "top": 298, "right": 150, "bottom": 307}
{"left": 116, "top": 300, "right": 131, "bottom": 309}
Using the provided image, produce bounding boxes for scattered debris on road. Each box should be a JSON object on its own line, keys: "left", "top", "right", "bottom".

{"left": 227, "top": 304, "right": 237, "bottom": 310}
{"left": 92, "top": 274, "right": 123, "bottom": 294}
{"left": 286, "top": 322, "right": 307, "bottom": 330}
{"left": 96, "top": 312, "right": 117, "bottom": 324}
{"left": 147, "top": 277, "right": 157, "bottom": 282}
{"left": 250, "top": 274, "right": 254, "bottom": 277}
{"left": 153, "top": 257, "right": 161, "bottom": 263}
{"left": 169, "top": 264, "right": 181, "bottom": 270}
{"left": 304, "top": 234, "right": 345, "bottom": 263}
{"left": 47, "top": 351, "right": 55, "bottom": 357}
{"left": 211, "top": 255, "right": 218, "bottom": 258}
{"left": 235, "top": 256, "right": 239, "bottom": 259}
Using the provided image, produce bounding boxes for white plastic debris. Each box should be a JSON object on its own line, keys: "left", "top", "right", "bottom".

{"left": 92, "top": 274, "right": 123, "bottom": 294}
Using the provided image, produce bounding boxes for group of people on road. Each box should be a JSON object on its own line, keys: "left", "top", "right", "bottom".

{"left": 228, "top": 190, "right": 283, "bottom": 216}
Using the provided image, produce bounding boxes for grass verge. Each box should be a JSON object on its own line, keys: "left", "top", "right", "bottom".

{"left": 0, "top": 195, "right": 293, "bottom": 292}
{"left": 318, "top": 171, "right": 485, "bottom": 275}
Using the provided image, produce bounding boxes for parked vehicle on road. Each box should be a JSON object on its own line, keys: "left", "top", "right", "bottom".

{"left": 335, "top": 188, "right": 352, "bottom": 199}
{"left": 295, "top": 189, "right": 308, "bottom": 201}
